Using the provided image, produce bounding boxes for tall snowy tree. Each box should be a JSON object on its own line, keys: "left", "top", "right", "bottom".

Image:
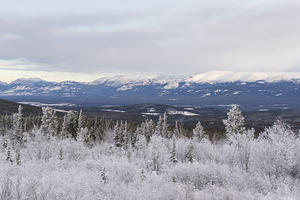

{"left": 162, "top": 112, "right": 169, "bottom": 137}
{"left": 77, "top": 109, "right": 84, "bottom": 135}
{"left": 193, "top": 121, "right": 206, "bottom": 141}
{"left": 114, "top": 121, "right": 125, "bottom": 148}
{"left": 40, "top": 107, "right": 58, "bottom": 138}
{"left": 169, "top": 135, "right": 178, "bottom": 164}
{"left": 185, "top": 142, "right": 194, "bottom": 163}
{"left": 61, "top": 110, "right": 78, "bottom": 139}
{"left": 136, "top": 119, "right": 155, "bottom": 143}
{"left": 223, "top": 104, "right": 246, "bottom": 137}
{"left": 173, "top": 121, "right": 181, "bottom": 138}
{"left": 154, "top": 115, "right": 163, "bottom": 136}
{"left": 40, "top": 107, "right": 51, "bottom": 135}
{"left": 61, "top": 115, "right": 68, "bottom": 138}
{"left": 12, "top": 105, "right": 24, "bottom": 147}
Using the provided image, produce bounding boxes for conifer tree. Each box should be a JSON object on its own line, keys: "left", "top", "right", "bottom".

{"left": 193, "top": 121, "right": 206, "bottom": 141}
{"left": 49, "top": 110, "right": 59, "bottom": 136}
{"left": 61, "top": 115, "right": 68, "bottom": 139}
{"left": 173, "top": 121, "right": 180, "bottom": 138}
{"left": 154, "top": 115, "right": 163, "bottom": 136}
{"left": 77, "top": 109, "right": 83, "bottom": 135}
{"left": 40, "top": 107, "right": 59, "bottom": 138}
{"left": 61, "top": 110, "right": 78, "bottom": 139}
{"left": 136, "top": 119, "right": 155, "bottom": 143}
{"left": 162, "top": 112, "right": 169, "bottom": 137}
{"left": 12, "top": 105, "right": 24, "bottom": 147}
{"left": 15, "top": 148, "right": 21, "bottom": 166}
{"left": 169, "top": 135, "right": 178, "bottom": 163}
{"left": 114, "top": 121, "right": 125, "bottom": 147}
{"left": 185, "top": 142, "right": 194, "bottom": 163}
{"left": 223, "top": 104, "right": 246, "bottom": 136}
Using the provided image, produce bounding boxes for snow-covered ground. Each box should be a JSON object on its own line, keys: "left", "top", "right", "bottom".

{"left": 1, "top": 106, "right": 300, "bottom": 200}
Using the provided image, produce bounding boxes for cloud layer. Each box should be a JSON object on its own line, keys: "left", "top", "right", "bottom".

{"left": 0, "top": 0, "right": 300, "bottom": 80}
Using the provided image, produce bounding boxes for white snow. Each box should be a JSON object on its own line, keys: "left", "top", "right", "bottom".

{"left": 185, "top": 71, "right": 300, "bottom": 83}
{"left": 168, "top": 110, "right": 199, "bottom": 116}
{"left": 184, "top": 107, "right": 194, "bottom": 110}
{"left": 18, "top": 102, "right": 76, "bottom": 107}
{"left": 102, "top": 109, "right": 126, "bottom": 113}
{"left": 141, "top": 112, "right": 160, "bottom": 116}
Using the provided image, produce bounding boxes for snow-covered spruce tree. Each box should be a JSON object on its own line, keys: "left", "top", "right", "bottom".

{"left": 77, "top": 109, "right": 83, "bottom": 135}
{"left": 170, "top": 134, "right": 178, "bottom": 164}
{"left": 40, "top": 107, "right": 59, "bottom": 138}
{"left": 48, "top": 110, "right": 59, "bottom": 136}
{"left": 61, "top": 110, "right": 78, "bottom": 139}
{"left": 154, "top": 115, "right": 163, "bottom": 136}
{"left": 77, "top": 127, "right": 87, "bottom": 143}
{"left": 173, "top": 121, "right": 180, "bottom": 138}
{"left": 114, "top": 121, "right": 125, "bottom": 148}
{"left": 162, "top": 112, "right": 169, "bottom": 137}
{"left": 223, "top": 104, "right": 246, "bottom": 141}
{"left": 0, "top": 115, "right": 5, "bottom": 136}
{"left": 40, "top": 107, "right": 51, "bottom": 135}
{"left": 123, "top": 121, "right": 131, "bottom": 150}
{"left": 76, "top": 109, "right": 90, "bottom": 144}
{"left": 15, "top": 148, "right": 21, "bottom": 165}
{"left": 185, "top": 142, "right": 194, "bottom": 163}
{"left": 136, "top": 119, "right": 155, "bottom": 143}
{"left": 12, "top": 105, "right": 24, "bottom": 147}
{"left": 193, "top": 121, "right": 207, "bottom": 142}
{"left": 61, "top": 115, "right": 68, "bottom": 138}
{"left": 5, "top": 139, "right": 13, "bottom": 164}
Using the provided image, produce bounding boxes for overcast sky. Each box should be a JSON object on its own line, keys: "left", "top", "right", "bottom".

{"left": 0, "top": 0, "right": 300, "bottom": 82}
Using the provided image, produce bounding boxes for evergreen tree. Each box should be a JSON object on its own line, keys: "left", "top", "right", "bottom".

{"left": 61, "top": 115, "right": 68, "bottom": 139}
{"left": 114, "top": 121, "right": 125, "bottom": 147}
{"left": 185, "top": 142, "right": 194, "bottom": 163}
{"left": 12, "top": 105, "right": 24, "bottom": 147}
{"left": 162, "top": 112, "right": 169, "bottom": 137}
{"left": 123, "top": 121, "right": 130, "bottom": 149}
{"left": 61, "top": 110, "right": 78, "bottom": 139}
{"left": 193, "top": 121, "right": 206, "bottom": 141}
{"left": 154, "top": 115, "right": 163, "bottom": 136}
{"left": 49, "top": 110, "right": 59, "bottom": 136}
{"left": 136, "top": 119, "right": 155, "bottom": 143}
{"left": 15, "top": 148, "right": 21, "bottom": 166}
{"left": 40, "top": 107, "right": 59, "bottom": 138}
{"left": 223, "top": 104, "right": 246, "bottom": 137}
{"left": 77, "top": 109, "right": 83, "bottom": 135}
{"left": 173, "top": 121, "right": 180, "bottom": 138}
{"left": 5, "top": 140, "right": 13, "bottom": 164}
{"left": 77, "top": 127, "right": 91, "bottom": 145}
{"left": 169, "top": 135, "right": 178, "bottom": 164}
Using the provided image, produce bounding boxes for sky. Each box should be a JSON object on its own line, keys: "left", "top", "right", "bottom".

{"left": 0, "top": 0, "right": 300, "bottom": 82}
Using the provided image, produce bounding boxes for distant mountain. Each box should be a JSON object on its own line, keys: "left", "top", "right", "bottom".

{"left": 0, "top": 71, "right": 300, "bottom": 110}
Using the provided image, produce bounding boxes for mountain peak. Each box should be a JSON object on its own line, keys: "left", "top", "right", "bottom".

{"left": 186, "top": 71, "right": 300, "bottom": 83}
{"left": 10, "top": 77, "right": 47, "bottom": 84}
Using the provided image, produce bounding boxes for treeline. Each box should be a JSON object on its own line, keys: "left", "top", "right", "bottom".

{"left": 0, "top": 106, "right": 211, "bottom": 145}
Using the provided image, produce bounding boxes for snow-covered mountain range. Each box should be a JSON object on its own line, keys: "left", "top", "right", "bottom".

{"left": 0, "top": 71, "right": 300, "bottom": 109}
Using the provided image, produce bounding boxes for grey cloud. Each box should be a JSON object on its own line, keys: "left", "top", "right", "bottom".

{"left": 0, "top": 0, "right": 300, "bottom": 76}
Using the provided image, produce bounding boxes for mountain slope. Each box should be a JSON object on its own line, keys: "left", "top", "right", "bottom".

{"left": 0, "top": 71, "right": 300, "bottom": 109}
{"left": 0, "top": 98, "right": 41, "bottom": 115}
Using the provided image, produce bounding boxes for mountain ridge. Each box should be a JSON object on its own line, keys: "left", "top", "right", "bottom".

{"left": 1, "top": 71, "right": 299, "bottom": 110}
{"left": 3, "top": 71, "right": 300, "bottom": 86}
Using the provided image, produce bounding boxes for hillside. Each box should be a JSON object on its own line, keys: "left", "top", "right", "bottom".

{"left": 0, "top": 98, "right": 41, "bottom": 115}
{"left": 0, "top": 71, "right": 300, "bottom": 110}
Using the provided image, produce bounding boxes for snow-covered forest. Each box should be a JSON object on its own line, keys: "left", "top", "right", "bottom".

{"left": 0, "top": 105, "right": 300, "bottom": 200}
